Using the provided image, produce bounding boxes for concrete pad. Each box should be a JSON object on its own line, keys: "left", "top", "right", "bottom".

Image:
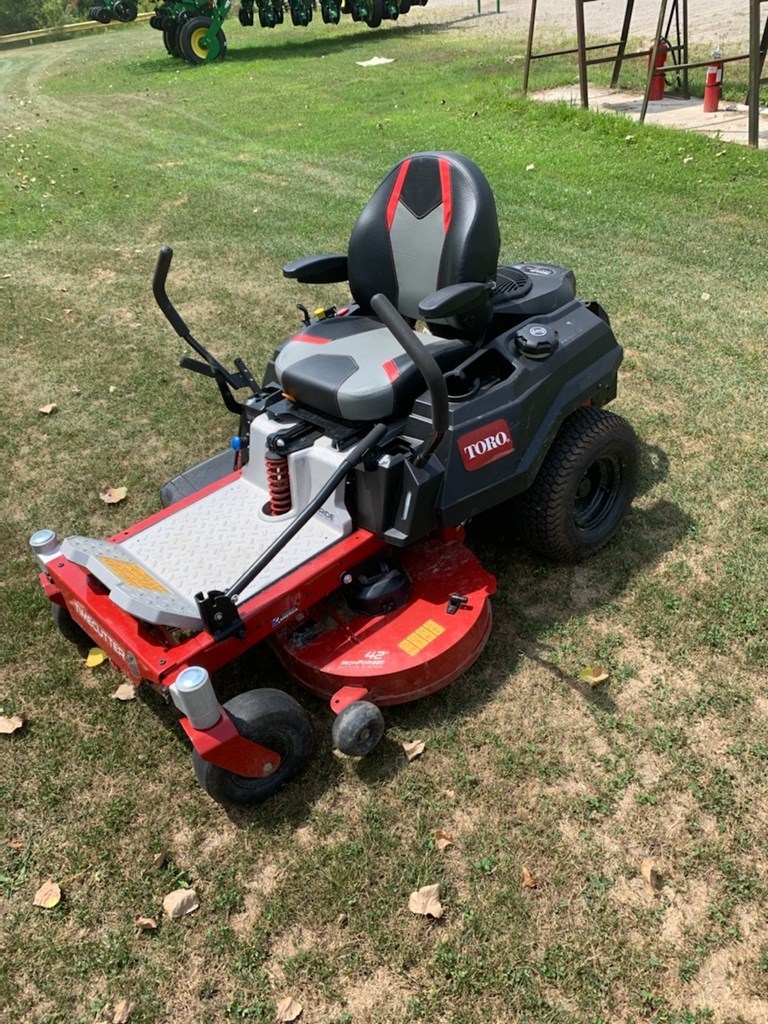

{"left": 532, "top": 85, "right": 768, "bottom": 148}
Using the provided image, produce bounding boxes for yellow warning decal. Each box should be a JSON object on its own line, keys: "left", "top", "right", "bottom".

{"left": 398, "top": 619, "right": 445, "bottom": 657}
{"left": 99, "top": 556, "right": 169, "bottom": 593}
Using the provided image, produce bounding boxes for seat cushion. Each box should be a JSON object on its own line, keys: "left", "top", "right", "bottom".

{"left": 274, "top": 315, "right": 470, "bottom": 421}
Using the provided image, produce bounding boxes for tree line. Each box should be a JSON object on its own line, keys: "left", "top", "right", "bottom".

{"left": 0, "top": 0, "right": 153, "bottom": 34}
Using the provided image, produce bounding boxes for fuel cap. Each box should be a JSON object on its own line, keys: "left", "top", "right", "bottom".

{"left": 516, "top": 323, "right": 558, "bottom": 359}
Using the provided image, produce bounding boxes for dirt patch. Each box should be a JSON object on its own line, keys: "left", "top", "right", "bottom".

{"left": 660, "top": 877, "right": 715, "bottom": 944}
{"left": 340, "top": 966, "right": 413, "bottom": 1018}
{"left": 685, "top": 941, "right": 768, "bottom": 1023}
{"left": 229, "top": 863, "right": 282, "bottom": 938}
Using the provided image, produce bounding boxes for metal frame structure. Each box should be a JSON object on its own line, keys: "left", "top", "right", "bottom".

{"left": 524, "top": 0, "right": 768, "bottom": 148}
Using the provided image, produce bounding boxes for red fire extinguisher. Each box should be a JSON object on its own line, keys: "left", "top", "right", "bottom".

{"left": 648, "top": 38, "right": 671, "bottom": 101}
{"left": 703, "top": 49, "right": 723, "bottom": 113}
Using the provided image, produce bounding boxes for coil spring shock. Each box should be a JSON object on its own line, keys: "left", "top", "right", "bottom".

{"left": 265, "top": 452, "right": 292, "bottom": 516}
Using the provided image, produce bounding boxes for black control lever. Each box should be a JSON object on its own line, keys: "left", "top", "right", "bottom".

{"left": 370, "top": 293, "right": 450, "bottom": 468}
{"left": 152, "top": 245, "right": 190, "bottom": 339}
{"left": 152, "top": 246, "right": 260, "bottom": 409}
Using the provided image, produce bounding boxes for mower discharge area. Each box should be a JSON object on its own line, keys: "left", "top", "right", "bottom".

{"left": 87, "top": 0, "right": 426, "bottom": 65}
{"left": 31, "top": 152, "right": 639, "bottom": 807}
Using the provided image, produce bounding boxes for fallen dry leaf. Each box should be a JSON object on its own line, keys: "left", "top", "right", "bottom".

{"left": 151, "top": 851, "right": 167, "bottom": 869}
{"left": 135, "top": 916, "right": 158, "bottom": 932}
{"left": 408, "top": 883, "right": 444, "bottom": 919}
{"left": 38, "top": 402, "right": 58, "bottom": 415}
{"left": 641, "top": 857, "right": 663, "bottom": 893}
{"left": 111, "top": 683, "right": 137, "bottom": 702}
{"left": 162, "top": 887, "right": 199, "bottom": 920}
{"left": 578, "top": 665, "right": 609, "bottom": 687}
{"left": 434, "top": 829, "right": 454, "bottom": 851}
{"left": 111, "top": 1000, "right": 133, "bottom": 1024}
{"left": 0, "top": 714, "right": 25, "bottom": 735}
{"left": 33, "top": 880, "right": 62, "bottom": 909}
{"left": 100, "top": 485, "right": 128, "bottom": 504}
{"left": 402, "top": 739, "right": 425, "bottom": 761}
{"left": 275, "top": 996, "right": 303, "bottom": 1022}
{"left": 522, "top": 866, "right": 538, "bottom": 889}
{"left": 85, "top": 648, "right": 108, "bottom": 669}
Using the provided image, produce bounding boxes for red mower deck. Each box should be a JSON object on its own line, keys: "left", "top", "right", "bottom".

{"left": 271, "top": 536, "right": 495, "bottom": 706}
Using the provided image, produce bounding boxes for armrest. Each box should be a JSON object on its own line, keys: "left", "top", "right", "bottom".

{"left": 418, "top": 280, "right": 494, "bottom": 320}
{"left": 282, "top": 254, "right": 349, "bottom": 284}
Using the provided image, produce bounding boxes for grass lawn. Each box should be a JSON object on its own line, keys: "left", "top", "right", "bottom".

{"left": 2, "top": 9, "right": 768, "bottom": 1023}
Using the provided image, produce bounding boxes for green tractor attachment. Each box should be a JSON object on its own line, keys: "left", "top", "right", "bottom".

{"left": 87, "top": 0, "right": 426, "bottom": 64}
{"left": 88, "top": 1, "right": 139, "bottom": 23}
{"left": 149, "top": 1, "right": 231, "bottom": 63}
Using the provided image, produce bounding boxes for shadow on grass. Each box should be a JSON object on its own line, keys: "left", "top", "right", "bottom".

{"left": 132, "top": 8, "right": 489, "bottom": 75}
{"left": 136, "top": 437, "right": 688, "bottom": 826}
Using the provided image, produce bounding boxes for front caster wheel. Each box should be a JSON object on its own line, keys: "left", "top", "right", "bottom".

{"left": 332, "top": 700, "right": 385, "bottom": 757}
{"left": 193, "top": 688, "right": 313, "bottom": 807}
{"left": 517, "top": 406, "right": 638, "bottom": 562}
{"left": 52, "top": 603, "right": 90, "bottom": 650}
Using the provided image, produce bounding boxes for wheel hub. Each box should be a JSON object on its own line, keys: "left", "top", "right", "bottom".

{"left": 574, "top": 457, "right": 620, "bottom": 531}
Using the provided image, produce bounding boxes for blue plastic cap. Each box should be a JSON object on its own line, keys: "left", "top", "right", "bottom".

{"left": 231, "top": 436, "right": 242, "bottom": 451}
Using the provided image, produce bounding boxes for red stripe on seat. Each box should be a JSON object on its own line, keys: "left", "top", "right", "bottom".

{"left": 382, "top": 359, "right": 399, "bottom": 381}
{"left": 439, "top": 157, "right": 452, "bottom": 233}
{"left": 386, "top": 159, "right": 411, "bottom": 230}
{"left": 290, "top": 333, "right": 331, "bottom": 344}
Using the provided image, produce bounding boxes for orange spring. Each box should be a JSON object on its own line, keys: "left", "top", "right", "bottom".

{"left": 265, "top": 453, "right": 292, "bottom": 516}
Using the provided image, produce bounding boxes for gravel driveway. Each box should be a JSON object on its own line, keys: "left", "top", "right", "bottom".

{"left": 418, "top": 0, "right": 753, "bottom": 49}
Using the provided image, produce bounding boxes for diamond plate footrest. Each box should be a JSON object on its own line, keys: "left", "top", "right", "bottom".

{"left": 61, "top": 536, "right": 204, "bottom": 630}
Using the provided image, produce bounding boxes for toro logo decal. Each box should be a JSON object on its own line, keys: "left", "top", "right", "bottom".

{"left": 458, "top": 419, "right": 514, "bottom": 472}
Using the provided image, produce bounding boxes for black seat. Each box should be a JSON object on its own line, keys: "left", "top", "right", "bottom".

{"left": 274, "top": 152, "right": 501, "bottom": 421}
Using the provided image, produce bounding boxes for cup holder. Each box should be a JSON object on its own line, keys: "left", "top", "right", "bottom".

{"left": 445, "top": 348, "right": 513, "bottom": 401}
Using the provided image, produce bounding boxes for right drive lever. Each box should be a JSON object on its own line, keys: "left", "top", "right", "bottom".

{"left": 370, "top": 293, "right": 450, "bottom": 468}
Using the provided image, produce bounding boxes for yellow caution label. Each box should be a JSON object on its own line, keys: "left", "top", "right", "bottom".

{"left": 100, "top": 556, "right": 169, "bottom": 593}
{"left": 398, "top": 619, "right": 445, "bottom": 657}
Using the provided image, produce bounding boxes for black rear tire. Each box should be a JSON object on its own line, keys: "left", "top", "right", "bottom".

{"left": 365, "top": 0, "right": 383, "bottom": 26}
{"left": 162, "top": 26, "right": 180, "bottom": 56}
{"left": 516, "top": 406, "right": 638, "bottom": 562}
{"left": 193, "top": 688, "right": 313, "bottom": 807}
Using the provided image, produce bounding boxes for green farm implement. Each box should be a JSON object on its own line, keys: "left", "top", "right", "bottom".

{"left": 87, "top": 0, "right": 426, "bottom": 64}
{"left": 88, "top": 1, "right": 139, "bottom": 23}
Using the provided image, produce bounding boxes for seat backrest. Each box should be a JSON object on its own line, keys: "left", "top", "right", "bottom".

{"left": 347, "top": 152, "right": 500, "bottom": 339}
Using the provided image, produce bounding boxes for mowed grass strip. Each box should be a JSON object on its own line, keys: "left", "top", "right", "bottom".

{"left": 2, "top": 11, "right": 768, "bottom": 1024}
